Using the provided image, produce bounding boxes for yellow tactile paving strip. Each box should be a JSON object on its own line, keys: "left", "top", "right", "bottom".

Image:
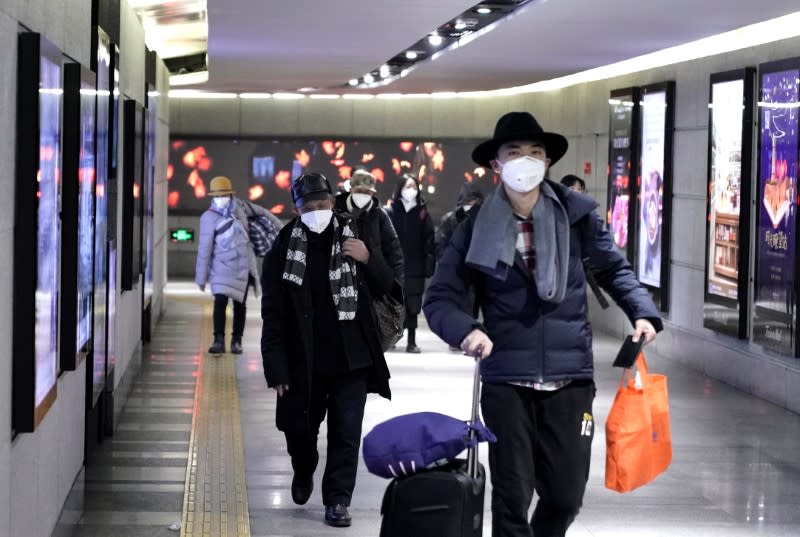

{"left": 181, "top": 302, "right": 251, "bottom": 537}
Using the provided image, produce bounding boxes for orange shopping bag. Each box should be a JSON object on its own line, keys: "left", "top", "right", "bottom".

{"left": 605, "top": 353, "right": 672, "bottom": 493}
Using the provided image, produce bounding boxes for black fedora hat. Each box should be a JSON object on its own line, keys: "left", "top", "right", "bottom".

{"left": 472, "top": 112, "right": 568, "bottom": 168}
{"left": 292, "top": 172, "right": 333, "bottom": 207}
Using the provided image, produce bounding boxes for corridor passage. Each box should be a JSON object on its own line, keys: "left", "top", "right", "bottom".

{"left": 71, "top": 284, "right": 800, "bottom": 537}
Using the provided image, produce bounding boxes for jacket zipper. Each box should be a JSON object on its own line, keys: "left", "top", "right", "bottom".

{"left": 538, "top": 310, "right": 546, "bottom": 383}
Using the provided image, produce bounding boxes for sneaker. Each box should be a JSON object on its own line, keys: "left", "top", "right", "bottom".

{"left": 230, "top": 337, "right": 243, "bottom": 355}
{"left": 406, "top": 344, "right": 421, "bottom": 354}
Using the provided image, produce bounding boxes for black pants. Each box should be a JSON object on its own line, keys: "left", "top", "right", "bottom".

{"left": 212, "top": 279, "right": 251, "bottom": 337}
{"left": 481, "top": 381, "right": 596, "bottom": 537}
{"left": 284, "top": 372, "right": 368, "bottom": 506}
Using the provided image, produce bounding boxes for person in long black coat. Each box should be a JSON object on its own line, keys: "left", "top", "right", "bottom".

{"left": 261, "top": 172, "right": 391, "bottom": 528}
{"left": 384, "top": 174, "right": 435, "bottom": 353}
{"left": 335, "top": 169, "right": 404, "bottom": 287}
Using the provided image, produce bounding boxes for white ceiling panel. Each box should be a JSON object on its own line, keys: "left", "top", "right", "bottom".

{"left": 178, "top": 0, "right": 800, "bottom": 93}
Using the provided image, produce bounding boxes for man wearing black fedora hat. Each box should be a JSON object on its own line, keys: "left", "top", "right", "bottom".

{"left": 424, "top": 112, "right": 663, "bottom": 537}
{"left": 260, "top": 172, "right": 392, "bottom": 528}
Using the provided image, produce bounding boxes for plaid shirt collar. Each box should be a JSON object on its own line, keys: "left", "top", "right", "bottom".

{"left": 514, "top": 214, "right": 535, "bottom": 273}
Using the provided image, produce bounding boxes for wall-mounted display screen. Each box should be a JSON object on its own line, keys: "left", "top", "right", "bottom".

{"left": 14, "top": 33, "right": 64, "bottom": 432}
{"left": 35, "top": 53, "right": 62, "bottom": 415}
{"left": 606, "top": 88, "right": 639, "bottom": 261}
{"left": 77, "top": 76, "right": 96, "bottom": 353}
{"left": 91, "top": 30, "right": 111, "bottom": 409}
{"left": 143, "top": 88, "right": 156, "bottom": 306}
{"left": 703, "top": 69, "right": 755, "bottom": 339}
{"left": 60, "top": 62, "right": 96, "bottom": 372}
{"left": 753, "top": 62, "right": 800, "bottom": 355}
{"left": 636, "top": 82, "right": 675, "bottom": 312}
{"left": 168, "top": 136, "right": 488, "bottom": 223}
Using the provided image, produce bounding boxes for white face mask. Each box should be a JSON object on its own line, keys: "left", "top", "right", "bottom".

{"left": 499, "top": 156, "right": 547, "bottom": 193}
{"left": 300, "top": 209, "right": 333, "bottom": 234}
{"left": 463, "top": 203, "right": 475, "bottom": 212}
{"left": 351, "top": 193, "right": 372, "bottom": 209}
{"left": 213, "top": 196, "right": 231, "bottom": 209}
{"left": 401, "top": 187, "right": 418, "bottom": 202}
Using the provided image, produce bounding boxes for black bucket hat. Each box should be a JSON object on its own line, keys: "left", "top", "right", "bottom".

{"left": 291, "top": 172, "right": 333, "bottom": 207}
{"left": 472, "top": 112, "right": 568, "bottom": 168}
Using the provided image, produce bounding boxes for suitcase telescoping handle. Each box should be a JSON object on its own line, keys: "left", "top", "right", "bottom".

{"left": 466, "top": 345, "right": 484, "bottom": 480}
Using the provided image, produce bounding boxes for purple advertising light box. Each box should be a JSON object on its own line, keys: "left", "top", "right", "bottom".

{"left": 753, "top": 58, "right": 800, "bottom": 357}
{"left": 12, "top": 33, "right": 64, "bottom": 433}
{"left": 60, "top": 62, "right": 97, "bottom": 372}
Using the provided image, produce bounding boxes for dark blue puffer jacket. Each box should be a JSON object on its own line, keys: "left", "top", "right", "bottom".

{"left": 423, "top": 181, "right": 663, "bottom": 385}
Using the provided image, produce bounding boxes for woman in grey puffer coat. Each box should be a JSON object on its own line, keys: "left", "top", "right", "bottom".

{"left": 195, "top": 176, "right": 282, "bottom": 354}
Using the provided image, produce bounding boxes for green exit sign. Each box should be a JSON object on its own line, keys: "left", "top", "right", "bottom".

{"left": 170, "top": 228, "right": 195, "bottom": 243}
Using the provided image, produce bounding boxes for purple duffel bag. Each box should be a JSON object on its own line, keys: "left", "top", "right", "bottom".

{"left": 362, "top": 411, "right": 496, "bottom": 479}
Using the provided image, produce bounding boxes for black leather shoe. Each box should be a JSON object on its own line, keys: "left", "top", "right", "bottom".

{"left": 291, "top": 472, "right": 314, "bottom": 505}
{"left": 406, "top": 343, "right": 421, "bottom": 354}
{"left": 208, "top": 336, "right": 225, "bottom": 354}
{"left": 324, "top": 504, "right": 352, "bottom": 527}
{"left": 230, "top": 337, "right": 243, "bottom": 355}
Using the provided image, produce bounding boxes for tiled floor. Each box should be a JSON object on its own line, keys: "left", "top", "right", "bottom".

{"left": 64, "top": 283, "right": 800, "bottom": 537}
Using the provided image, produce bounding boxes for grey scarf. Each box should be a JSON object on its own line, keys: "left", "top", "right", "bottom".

{"left": 466, "top": 182, "right": 570, "bottom": 303}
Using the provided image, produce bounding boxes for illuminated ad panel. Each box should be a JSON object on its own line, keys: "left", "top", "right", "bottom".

{"left": 636, "top": 82, "right": 675, "bottom": 312}
{"left": 753, "top": 59, "right": 800, "bottom": 356}
{"left": 13, "top": 33, "right": 63, "bottom": 432}
{"left": 167, "top": 137, "right": 488, "bottom": 223}
{"left": 606, "top": 88, "right": 640, "bottom": 262}
{"left": 703, "top": 69, "right": 755, "bottom": 339}
{"left": 92, "top": 28, "right": 111, "bottom": 409}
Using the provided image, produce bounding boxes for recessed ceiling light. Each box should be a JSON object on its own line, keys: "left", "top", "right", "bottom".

{"left": 476, "top": 7, "right": 492, "bottom": 14}
{"left": 405, "top": 51, "right": 418, "bottom": 60}
{"left": 297, "top": 87, "right": 316, "bottom": 92}
{"left": 363, "top": 73, "right": 375, "bottom": 84}
{"left": 428, "top": 34, "right": 443, "bottom": 46}
{"left": 348, "top": 79, "right": 359, "bottom": 86}
{"left": 379, "top": 65, "right": 391, "bottom": 77}
{"left": 454, "top": 20, "right": 467, "bottom": 30}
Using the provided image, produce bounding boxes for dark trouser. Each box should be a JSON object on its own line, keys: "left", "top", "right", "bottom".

{"left": 284, "top": 373, "right": 368, "bottom": 506}
{"left": 212, "top": 279, "right": 251, "bottom": 337}
{"left": 481, "top": 381, "right": 596, "bottom": 537}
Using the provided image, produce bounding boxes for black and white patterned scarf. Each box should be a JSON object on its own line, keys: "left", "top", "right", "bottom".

{"left": 282, "top": 217, "right": 358, "bottom": 320}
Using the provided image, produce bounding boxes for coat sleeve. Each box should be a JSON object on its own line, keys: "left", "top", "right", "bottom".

{"left": 379, "top": 209, "right": 405, "bottom": 286}
{"left": 581, "top": 210, "right": 664, "bottom": 331}
{"left": 435, "top": 212, "right": 457, "bottom": 260}
{"left": 260, "top": 236, "right": 290, "bottom": 387}
{"left": 423, "top": 210, "right": 436, "bottom": 277}
{"left": 195, "top": 212, "right": 215, "bottom": 287}
{"left": 423, "top": 218, "right": 484, "bottom": 348}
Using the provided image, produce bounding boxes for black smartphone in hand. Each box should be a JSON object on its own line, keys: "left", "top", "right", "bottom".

{"left": 613, "top": 335, "right": 645, "bottom": 368}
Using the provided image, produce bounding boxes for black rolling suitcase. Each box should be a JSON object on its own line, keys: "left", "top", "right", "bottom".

{"left": 379, "top": 356, "right": 486, "bottom": 537}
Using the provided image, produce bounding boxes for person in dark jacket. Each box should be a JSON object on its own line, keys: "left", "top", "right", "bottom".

{"left": 261, "top": 172, "right": 392, "bottom": 528}
{"left": 423, "top": 112, "right": 663, "bottom": 537}
{"left": 335, "top": 169, "right": 404, "bottom": 287}
{"left": 384, "top": 174, "right": 435, "bottom": 353}
{"left": 435, "top": 181, "right": 485, "bottom": 260}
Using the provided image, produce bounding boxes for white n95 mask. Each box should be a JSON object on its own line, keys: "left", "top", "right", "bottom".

{"left": 401, "top": 188, "right": 418, "bottom": 202}
{"left": 300, "top": 209, "right": 333, "bottom": 234}
{"left": 352, "top": 193, "right": 372, "bottom": 208}
{"left": 500, "top": 156, "right": 546, "bottom": 193}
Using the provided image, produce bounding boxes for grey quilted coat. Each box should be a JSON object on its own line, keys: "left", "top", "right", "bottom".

{"left": 195, "top": 199, "right": 281, "bottom": 302}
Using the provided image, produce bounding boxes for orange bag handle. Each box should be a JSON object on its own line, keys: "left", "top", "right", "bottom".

{"left": 617, "top": 352, "right": 649, "bottom": 389}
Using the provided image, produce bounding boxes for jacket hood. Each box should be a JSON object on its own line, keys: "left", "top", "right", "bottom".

{"left": 457, "top": 182, "right": 486, "bottom": 208}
